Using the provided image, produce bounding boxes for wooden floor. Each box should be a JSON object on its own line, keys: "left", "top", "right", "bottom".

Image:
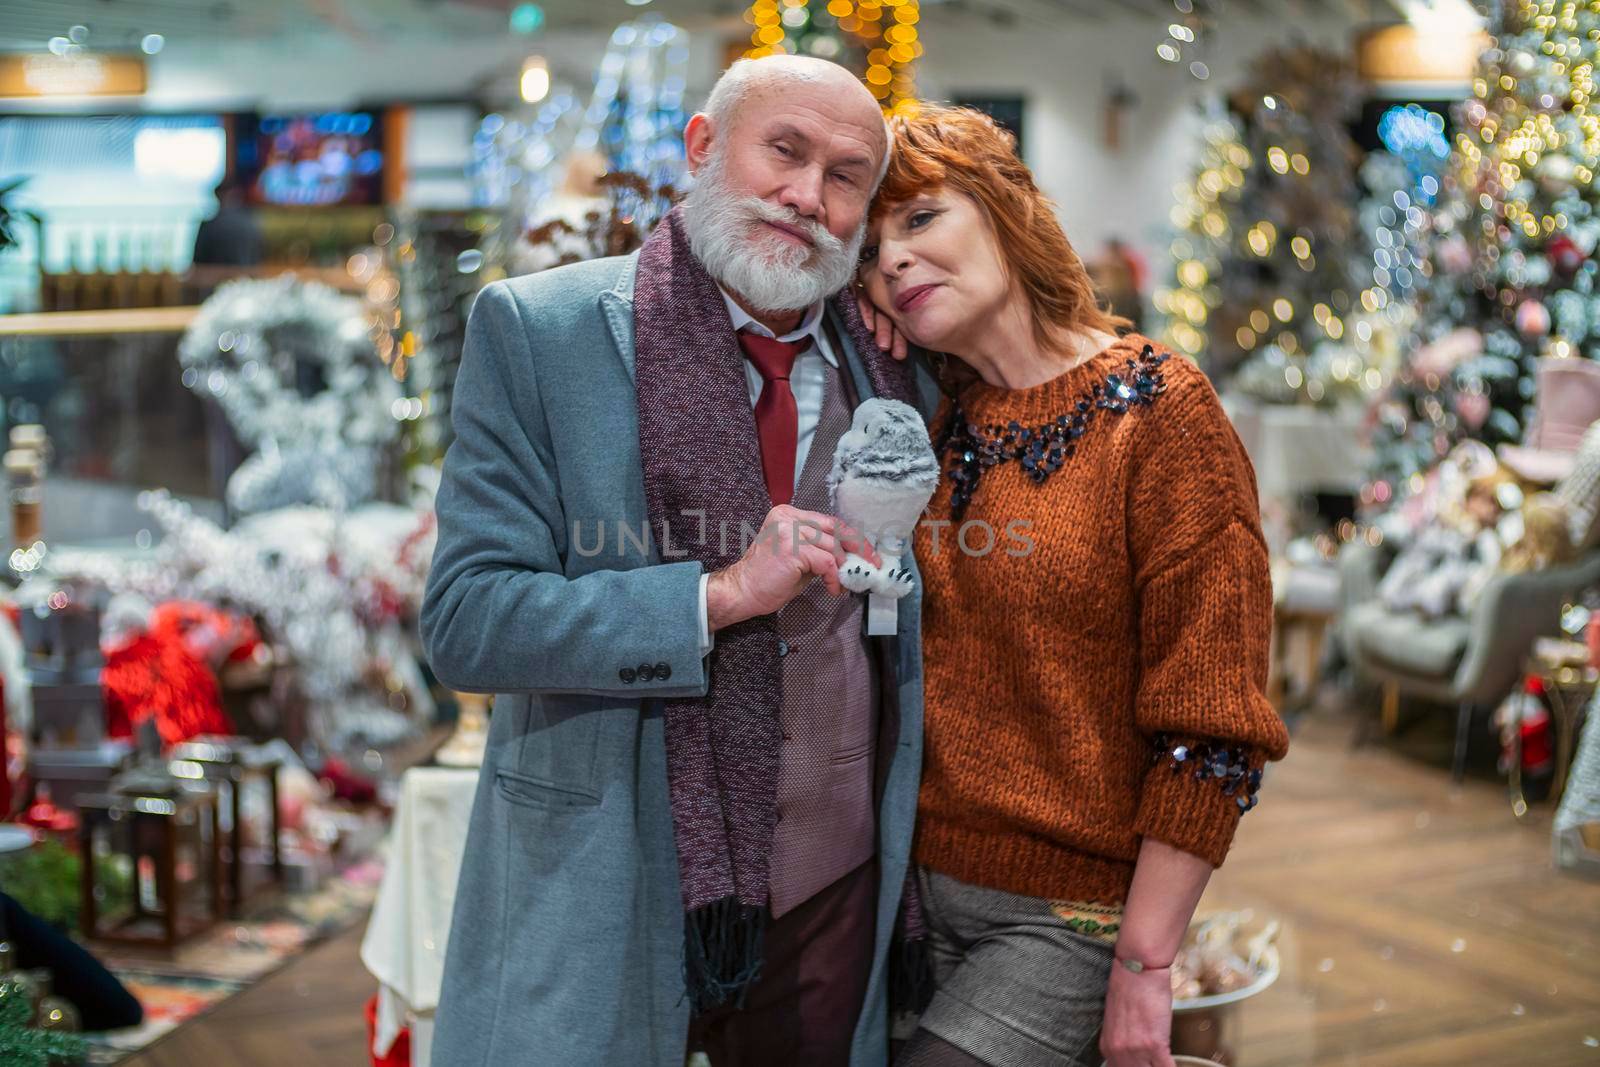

{"left": 1206, "top": 706, "right": 1600, "bottom": 1066}
{"left": 120, "top": 922, "right": 373, "bottom": 1067}
{"left": 121, "top": 703, "right": 1600, "bottom": 1067}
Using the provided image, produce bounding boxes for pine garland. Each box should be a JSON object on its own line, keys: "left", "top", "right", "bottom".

{"left": 0, "top": 984, "right": 86, "bottom": 1067}
{"left": 2, "top": 838, "right": 134, "bottom": 933}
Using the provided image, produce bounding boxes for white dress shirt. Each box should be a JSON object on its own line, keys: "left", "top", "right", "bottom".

{"left": 697, "top": 291, "right": 841, "bottom": 654}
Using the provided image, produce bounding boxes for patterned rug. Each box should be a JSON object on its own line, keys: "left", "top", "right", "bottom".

{"left": 83, "top": 856, "right": 385, "bottom": 1064}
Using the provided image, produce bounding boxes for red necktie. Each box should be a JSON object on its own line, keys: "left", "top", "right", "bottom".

{"left": 737, "top": 328, "right": 810, "bottom": 506}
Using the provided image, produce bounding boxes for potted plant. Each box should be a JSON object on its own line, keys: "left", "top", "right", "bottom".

{"left": 0, "top": 177, "right": 41, "bottom": 253}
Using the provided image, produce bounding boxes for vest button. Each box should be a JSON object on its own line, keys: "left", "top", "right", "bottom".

{"left": 777, "top": 640, "right": 790, "bottom": 657}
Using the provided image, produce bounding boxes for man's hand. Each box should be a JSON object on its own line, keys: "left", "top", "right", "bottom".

{"left": 856, "top": 289, "right": 910, "bottom": 362}
{"left": 1099, "top": 962, "right": 1177, "bottom": 1067}
{"left": 706, "top": 506, "right": 880, "bottom": 632}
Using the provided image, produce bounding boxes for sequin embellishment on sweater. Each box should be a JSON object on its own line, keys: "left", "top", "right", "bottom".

{"left": 936, "top": 345, "right": 1169, "bottom": 521}
{"left": 1152, "top": 733, "right": 1266, "bottom": 812}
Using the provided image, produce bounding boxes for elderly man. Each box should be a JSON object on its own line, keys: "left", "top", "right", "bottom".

{"left": 421, "top": 55, "right": 939, "bottom": 1066}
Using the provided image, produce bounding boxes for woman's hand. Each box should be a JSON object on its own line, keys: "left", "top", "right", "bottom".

{"left": 855, "top": 287, "right": 910, "bottom": 362}
{"left": 1099, "top": 961, "right": 1177, "bottom": 1067}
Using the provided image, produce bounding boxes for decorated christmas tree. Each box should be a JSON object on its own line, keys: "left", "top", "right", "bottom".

{"left": 1441, "top": 0, "right": 1600, "bottom": 445}
{"left": 1159, "top": 45, "right": 1374, "bottom": 406}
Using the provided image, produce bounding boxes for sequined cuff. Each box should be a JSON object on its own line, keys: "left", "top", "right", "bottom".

{"left": 1150, "top": 733, "right": 1265, "bottom": 813}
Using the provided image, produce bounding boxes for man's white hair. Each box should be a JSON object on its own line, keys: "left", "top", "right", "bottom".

{"left": 701, "top": 57, "right": 892, "bottom": 191}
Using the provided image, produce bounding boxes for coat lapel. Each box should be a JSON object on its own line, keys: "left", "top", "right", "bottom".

{"left": 827, "top": 291, "right": 918, "bottom": 408}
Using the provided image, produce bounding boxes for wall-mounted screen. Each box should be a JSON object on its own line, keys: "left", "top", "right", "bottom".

{"left": 235, "top": 110, "right": 384, "bottom": 206}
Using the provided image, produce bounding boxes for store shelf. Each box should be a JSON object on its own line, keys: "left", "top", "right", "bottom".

{"left": 0, "top": 306, "right": 199, "bottom": 337}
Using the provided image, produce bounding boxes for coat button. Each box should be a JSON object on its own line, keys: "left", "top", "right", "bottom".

{"left": 636, "top": 663, "right": 655, "bottom": 682}
{"left": 654, "top": 662, "right": 672, "bottom": 680}
{"left": 619, "top": 667, "right": 636, "bottom": 683}
{"left": 777, "top": 640, "right": 790, "bottom": 657}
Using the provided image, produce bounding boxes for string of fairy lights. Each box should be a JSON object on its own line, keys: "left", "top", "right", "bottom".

{"left": 1457, "top": 0, "right": 1599, "bottom": 261}
{"left": 742, "top": 0, "right": 922, "bottom": 111}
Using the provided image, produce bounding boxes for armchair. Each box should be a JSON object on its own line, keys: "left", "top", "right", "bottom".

{"left": 1339, "top": 541, "right": 1600, "bottom": 781}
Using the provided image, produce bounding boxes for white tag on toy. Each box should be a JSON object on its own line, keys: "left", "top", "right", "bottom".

{"left": 867, "top": 593, "right": 899, "bottom": 636}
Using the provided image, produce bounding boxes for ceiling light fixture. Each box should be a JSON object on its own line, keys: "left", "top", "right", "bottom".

{"left": 521, "top": 56, "right": 550, "bottom": 103}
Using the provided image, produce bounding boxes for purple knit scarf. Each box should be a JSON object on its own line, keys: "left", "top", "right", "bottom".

{"left": 632, "top": 207, "right": 914, "bottom": 1013}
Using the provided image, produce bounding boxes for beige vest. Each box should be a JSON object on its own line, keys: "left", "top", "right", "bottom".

{"left": 769, "top": 352, "right": 878, "bottom": 918}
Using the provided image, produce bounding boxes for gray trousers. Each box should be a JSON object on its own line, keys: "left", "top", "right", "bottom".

{"left": 913, "top": 867, "right": 1115, "bottom": 1067}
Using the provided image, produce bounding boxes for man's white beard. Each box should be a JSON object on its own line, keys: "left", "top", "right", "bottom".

{"left": 681, "top": 152, "right": 863, "bottom": 314}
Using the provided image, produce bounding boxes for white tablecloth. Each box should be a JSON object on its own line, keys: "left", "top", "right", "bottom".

{"left": 1222, "top": 395, "right": 1372, "bottom": 499}
{"left": 360, "top": 765, "right": 479, "bottom": 1067}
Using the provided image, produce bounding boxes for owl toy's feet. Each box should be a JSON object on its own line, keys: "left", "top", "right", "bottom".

{"left": 840, "top": 554, "right": 916, "bottom": 598}
{"left": 839, "top": 553, "right": 879, "bottom": 593}
{"left": 868, "top": 560, "right": 916, "bottom": 598}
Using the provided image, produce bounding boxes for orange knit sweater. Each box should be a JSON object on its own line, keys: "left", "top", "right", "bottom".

{"left": 911, "top": 333, "right": 1290, "bottom": 905}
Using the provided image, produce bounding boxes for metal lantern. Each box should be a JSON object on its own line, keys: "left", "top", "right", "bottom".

{"left": 169, "top": 736, "right": 284, "bottom": 915}
{"left": 77, "top": 786, "right": 222, "bottom": 949}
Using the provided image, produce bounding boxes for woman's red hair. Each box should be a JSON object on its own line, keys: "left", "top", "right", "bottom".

{"left": 871, "top": 104, "right": 1129, "bottom": 345}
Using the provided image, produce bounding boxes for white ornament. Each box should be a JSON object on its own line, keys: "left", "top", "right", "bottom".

{"left": 1524, "top": 256, "right": 1554, "bottom": 288}
{"left": 1572, "top": 220, "right": 1600, "bottom": 256}
{"left": 46, "top": 491, "right": 437, "bottom": 754}
{"left": 1536, "top": 152, "right": 1578, "bottom": 196}
{"left": 180, "top": 274, "right": 404, "bottom": 512}
{"left": 227, "top": 444, "right": 379, "bottom": 516}
{"left": 180, "top": 274, "right": 401, "bottom": 452}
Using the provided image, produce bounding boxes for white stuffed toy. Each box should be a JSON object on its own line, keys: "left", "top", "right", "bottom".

{"left": 828, "top": 398, "right": 939, "bottom": 631}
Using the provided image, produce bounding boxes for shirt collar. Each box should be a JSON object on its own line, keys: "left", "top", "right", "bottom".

{"left": 718, "top": 287, "right": 838, "bottom": 367}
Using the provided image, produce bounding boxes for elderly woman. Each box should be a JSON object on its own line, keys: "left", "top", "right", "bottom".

{"left": 856, "top": 105, "right": 1291, "bottom": 1067}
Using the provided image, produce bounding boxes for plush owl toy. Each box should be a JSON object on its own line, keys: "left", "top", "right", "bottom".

{"left": 828, "top": 399, "right": 939, "bottom": 631}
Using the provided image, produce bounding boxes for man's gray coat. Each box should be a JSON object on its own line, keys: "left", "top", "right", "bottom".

{"left": 420, "top": 251, "right": 939, "bottom": 1065}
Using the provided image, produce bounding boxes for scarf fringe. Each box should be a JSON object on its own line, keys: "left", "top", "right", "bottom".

{"left": 889, "top": 867, "right": 933, "bottom": 1017}
{"left": 889, "top": 931, "right": 934, "bottom": 1017}
{"left": 684, "top": 897, "right": 768, "bottom": 1015}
